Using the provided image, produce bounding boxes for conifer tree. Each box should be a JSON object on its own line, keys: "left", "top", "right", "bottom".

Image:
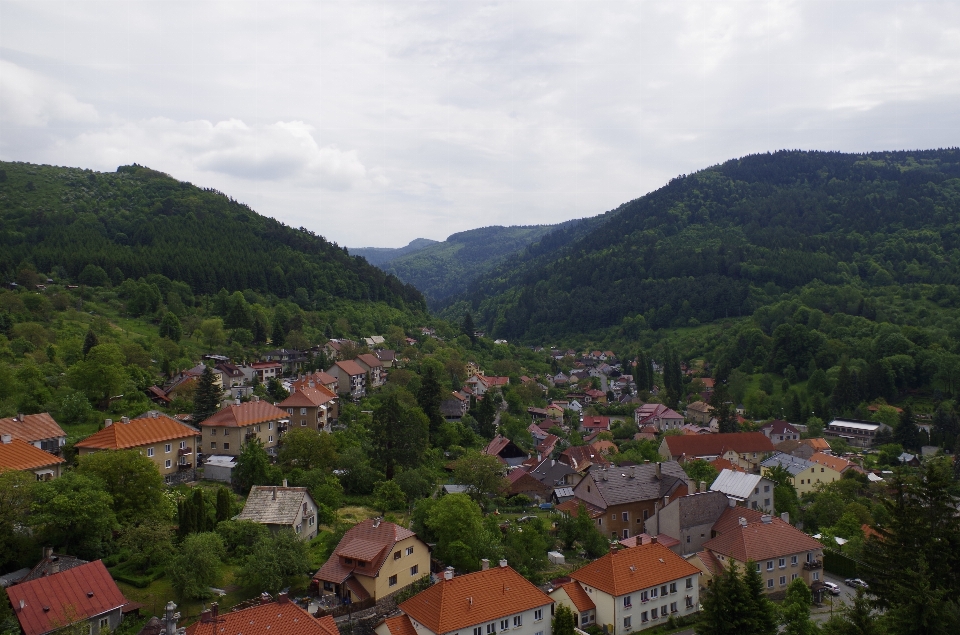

{"left": 82, "top": 328, "right": 99, "bottom": 358}
{"left": 552, "top": 603, "right": 575, "bottom": 635}
{"left": 192, "top": 366, "right": 222, "bottom": 424}
{"left": 417, "top": 362, "right": 445, "bottom": 441}
{"left": 894, "top": 405, "right": 921, "bottom": 452}
{"left": 215, "top": 487, "right": 232, "bottom": 524}
{"left": 461, "top": 312, "right": 477, "bottom": 344}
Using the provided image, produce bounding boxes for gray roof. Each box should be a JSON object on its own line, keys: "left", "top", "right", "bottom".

{"left": 760, "top": 452, "right": 815, "bottom": 476}
{"left": 827, "top": 419, "right": 885, "bottom": 432}
{"left": 675, "top": 491, "right": 731, "bottom": 529}
{"left": 530, "top": 459, "right": 576, "bottom": 485}
{"left": 588, "top": 461, "right": 688, "bottom": 506}
{"left": 0, "top": 568, "right": 30, "bottom": 588}
{"left": 710, "top": 469, "right": 765, "bottom": 501}
{"left": 237, "top": 486, "right": 313, "bottom": 526}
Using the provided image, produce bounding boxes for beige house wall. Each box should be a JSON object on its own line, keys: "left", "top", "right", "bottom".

{"left": 202, "top": 421, "right": 280, "bottom": 457}
{"left": 77, "top": 435, "right": 198, "bottom": 476}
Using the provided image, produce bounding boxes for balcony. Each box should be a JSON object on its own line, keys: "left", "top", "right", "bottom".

{"left": 178, "top": 447, "right": 193, "bottom": 456}
{"left": 803, "top": 560, "right": 823, "bottom": 570}
{"left": 178, "top": 462, "right": 193, "bottom": 470}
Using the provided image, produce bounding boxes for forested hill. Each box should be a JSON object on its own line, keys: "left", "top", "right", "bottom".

{"left": 382, "top": 218, "right": 608, "bottom": 309}
{"left": 461, "top": 149, "right": 960, "bottom": 341}
{"left": 349, "top": 238, "right": 438, "bottom": 266}
{"left": 0, "top": 162, "right": 425, "bottom": 311}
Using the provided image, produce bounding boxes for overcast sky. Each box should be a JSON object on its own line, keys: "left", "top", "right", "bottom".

{"left": 2, "top": 1, "right": 959, "bottom": 248}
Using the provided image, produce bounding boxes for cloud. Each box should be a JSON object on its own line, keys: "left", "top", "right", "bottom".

{"left": 0, "top": 60, "right": 98, "bottom": 126}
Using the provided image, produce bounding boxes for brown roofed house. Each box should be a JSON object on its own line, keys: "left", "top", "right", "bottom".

{"left": 327, "top": 360, "right": 368, "bottom": 400}
{"left": 659, "top": 432, "right": 775, "bottom": 472}
{"left": 200, "top": 398, "right": 290, "bottom": 457}
{"left": 186, "top": 596, "right": 341, "bottom": 635}
{"left": 355, "top": 354, "right": 386, "bottom": 388}
{"left": 0, "top": 436, "right": 65, "bottom": 480}
{"left": 0, "top": 413, "right": 66, "bottom": 455}
{"left": 279, "top": 385, "right": 338, "bottom": 433}
{"left": 314, "top": 518, "right": 430, "bottom": 602}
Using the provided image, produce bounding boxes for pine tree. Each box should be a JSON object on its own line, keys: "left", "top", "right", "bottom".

{"left": 215, "top": 487, "right": 232, "bottom": 524}
{"left": 192, "top": 366, "right": 222, "bottom": 424}
{"left": 82, "top": 328, "right": 99, "bottom": 358}
{"left": 417, "top": 363, "right": 445, "bottom": 442}
{"left": 552, "top": 603, "right": 575, "bottom": 635}
{"left": 191, "top": 489, "right": 208, "bottom": 532}
{"left": 894, "top": 405, "right": 921, "bottom": 452}
{"left": 271, "top": 319, "right": 286, "bottom": 347}
{"left": 474, "top": 395, "right": 497, "bottom": 439}
{"left": 461, "top": 312, "right": 477, "bottom": 344}
{"left": 830, "top": 359, "right": 858, "bottom": 415}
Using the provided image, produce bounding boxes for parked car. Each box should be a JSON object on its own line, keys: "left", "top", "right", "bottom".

{"left": 844, "top": 578, "right": 869, "bottom": 589}
{"left": 822, "top": 581, "right": 841, "bottom": 595}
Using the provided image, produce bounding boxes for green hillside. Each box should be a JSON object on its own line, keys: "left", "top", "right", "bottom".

{"left": 383, "top": 219, "right": 607, "bottom": 309}
{"left": 0, "top": 161, "right": 425, "bottom": 311}
{"left": 348, "top": 238, "right": 439, "bottom": 266}
{"left": 463, "top": 150, "right": 960, "bottom": 343}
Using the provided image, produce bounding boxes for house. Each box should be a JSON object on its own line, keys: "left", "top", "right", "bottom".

{"left": 803, "top": 438, "right": 832, "bottom": 454}
{"left": 356, "top": 353, "right": 386, "bottom": 388}
{"left": 554, "top": 539, "right": 701, "bottom": 633}
{"left": 635, "top": 404, "right": 684, "bottom": 432}
{"left": 559, "top": 445, "right": 611, "bottom": 473}
{"left": 6, "top": 560, "right": 128, "bottom": 635}
{"left": 75, "top": 412, "right": 200, "bottom": 482}
{"left": 15, "top": 548, "right": 89, "bottom": 585}
{"left": 0, "top": 413, "right": 67, "bottom": 456}
{"left": 365, "top": 335, "right": 386, "bottom": 348}
{"left": 0, "top": 435, "right": 65, "bottom": 480}
{"left": 528, "top": 423, "right": 549, "bottom": 442}
{"left": 549, "top": 581, "right": 597, "bottom": 630}
{"left": 200, "top": 398, "right": 290, "bottom": 457}
{"left": 327, "top": 360, "right": 368, "bottom": 399}
{"left": 569, "top": 462, "right": 689, "bottom": 541}
{"left": 760, "top": 453, "right": 842, "bottom": 496}
{"left": 376, "top": 349, "right": 397, "bottom": 368}
{"left": 709, "top": 469, "right": 776, "bottom": 511}
{"left": 584, "top": 389, "right": 607, "bottom": 404}
{"left": 642, "top": 489, "right": 730, "bottom": 556}
{"left": 263, "top": 349, "right": 308, "bottom": 374}
{"left": 237, "top": 484, "right": 319, "bottom": 540}
{"left": 658, "top": 432, "right": 775, "bottom": 472}
{"left": 536, "top": 434, "right": 559, "bottom": 459}
{"left": 824, "top": 419, "right": 891, "bottom": 449}
{"left": 315, "top": 518, "right": 430, "bottom": 602}
{"left": 528, "top": 457, "right": 579, "bottom": 488}
{"left": 249, "top": 361, "right": 283, "bottom": 383}
{"left": 215, "top": 362, "right": 249, "bottom": 387}
{"left": 483, "top": 435, "right": 528, "bottom": 467}
{"left": 696, "top": 507, "right": 825, "bottom": 594}
{"left": 581, "top": 416, "right": 611, "bottom": 435}
{"left": 279, "top": 384, "right": 338, "bottom": 433}
{"left": 685, "top": 401, "right": 714, "bottom": 425}
{"left": 897, "top": 452, "right": 921, "bottom": 467}
{"left": 293, "top": 370, "right": 339, "bottom": 394}
{"left": 441, "top": 392, "right": 470, "bottom": 420}
{"left": 759, "top": 420, "right": 800, "bottom": 444}
{"left": 379, "top": 560, "right": 552, "bottom": 635}
{"left": 809, "top": 452, "right": 862, "bottom": 476}
{"left": 546, "top": 404, "right": 566, "bottom": 419}
{"left": 185, "top": 595, "right": 340, "bottom": 635}
{"left": 709, "top": 457, "right": 743, "bottom": 473}
{"left": 508, "top": 468, "right": 552, "bottom": 502}
{"left": 202, "top": 455, "right": 237, "bottom": 483}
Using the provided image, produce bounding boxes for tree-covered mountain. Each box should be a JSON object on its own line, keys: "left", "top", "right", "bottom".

{"left": 349, "top": 238, "right": 439, "bottom": 266}
{"left": 381, "top": 219, "right": 608, "bottom": 309}
{"left": 0, "top": 162, "right": 425, "bottom": 311}
{"left": 459, "top": 149, "right": 960, "bottom": 342}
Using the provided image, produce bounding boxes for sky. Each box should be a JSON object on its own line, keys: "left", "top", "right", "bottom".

{"left": 2, "top": 1, "right": 959, "bottom": 248}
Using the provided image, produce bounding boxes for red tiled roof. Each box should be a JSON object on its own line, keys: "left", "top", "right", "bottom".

{"left": 696, "top": 550, "right": 724, "bottom": 576}
{"left": 335, "top": 360, "right": 366, "bottom": 376}
{"left": 356, "top": 353, "right": 383, "bottom": 369}
{"left": 202, "top": 401, "right": 289, "bottom": 428}
{"left": 555, "top": 581, "right": 595, "bottom": 612}
{"left": 803, "top": 438, "right": 831, "bottom": 451}
{"left": 279, "top": 386, "right": 337, "bottom": 408}
{"left": 703, "top": 507, "right": 823, "bottom": 563}
{"left": 379, "top": 615, "right": 418, "bottom": 635}
{"left": 399, "top": 565, "right": 551, "bottom": 634}
{"left": 75, "top": 413, "right": 197, "bottom": 450}
{"left": 0, "top": 413, "right": 66, "bottom": 444}
{"left": 555, "top": 499, "right": 604, "bottom": 519}
{"left": 581, "top": 416, "right": 610, "bottom": 430}
{"left": 760, "top": 420, "right": 799, "bottom": 436}
{"left": 314, "top": 519, "right": 417, "bottom": 584}
{"left": 570, "top": 542, "right": 701, "bottom": 597}
{"left": 0, "top": 439, "right": 64, "bottom": 472}
{"left": 185, "top": 600, "right": 340, "bottom": 635}
{"left": 710, "top": 457, "right": 744, "bottom": 473}
{"left": 251, "top": 361, "right": 283, "bottom": 369}
{"left": 663, "top": 432, "right": 774, "bottom": 458}
{"left": 6, "top": 560, "right": 127, "bottom": 635}
{"left": 809, "top": 452, "right": 858, "bottom": 473}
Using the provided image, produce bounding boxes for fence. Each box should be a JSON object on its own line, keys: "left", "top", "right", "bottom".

{"left": 315, "top": 598, "right": 376, "bottom": 618}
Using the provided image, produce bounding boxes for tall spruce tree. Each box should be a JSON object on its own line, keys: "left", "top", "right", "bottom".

{"left": 192, "top": 365, "right": 222, "bottom": 424}
{"left": 831, "top": 359, "right": 859, "bottom": 415}
{"left": 215, "top": 487, "right": 232, "bottom": 524}
{"left": 894, "top": 405, "right": 921, "bottom": 452}
{"left": 417, "top": 362, "right": 445, "bottom": 442}
{"left": 82, "top": 328, "right": 99, "bottom": 358}
{"left": 461, "top": 312, "right": 477, "bottom": 344}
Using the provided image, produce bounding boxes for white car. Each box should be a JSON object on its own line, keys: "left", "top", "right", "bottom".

{"left": 822, "top": 581, "right": 841, "bottom": 595}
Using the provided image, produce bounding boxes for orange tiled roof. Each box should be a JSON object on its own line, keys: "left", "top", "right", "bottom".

{"left": 803, "top": 438, "right": 831, "bottom": 451}
{"left": 379, "top": 614, "right": 418, "bottom": 635}
{"left": 0, "top": 438, "right": 64, "bottom": 472}
{"left": 280, "top": 386, "right": 337, "bottom": 409}
{"left": 809, "top": 452, "right": 854, "bottom": 473}
{"left": 185, "top": 600, "right": 340, "bottom": 635}
{"left": 75, "top": 412, "right": 197, "bottom": 450}
{"left": 703, "top": 507, "right": 823, "bottom": 563}
{"left": 710, "top": 457, "right": 744, "bottom": 473}
{"left": 314, "top": 519, "right": 417, "bottom": 583}
{"left": 555, "top": 581, "right": 596, "bottom": 612}
{"left": 570, "top": 542, "right": 700, "bottom": 597}
{"left": 202, "top": 400, "right": 290, "bottom": 428}
{"left": 556, "top": 498, "right": 605, "bottom": 518}
{"left": 0, "top": 413, "right": 66, "bottom": 444}
{"left": 663, "top": 432, "right": 774, "bottom": 458}
{"left": 399, "top": 565, "right": 551, "bottom": 634}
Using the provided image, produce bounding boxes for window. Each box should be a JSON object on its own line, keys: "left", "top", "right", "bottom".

{"left": 389, "top": 575, "right": 398, "bottom": 587}
{"left": 301, "top": 408, "right": 307, "bottom": 415}
{"left": 296, "top": 524, "right": 302, "bottom": 534}
{"left": 288, "top": 408, "right": 294, "bottom": 415}
{"left": 640, "top": 612, "right": 648, "bottom": 623}
{"left": 210, "top": 442, "right": 217, "bottom": 449}
{"left": 223, "top": 443, "right": 230, "bottom": 450}
{"left": 535, "top": 609, "right": 543, "bottom": 622}
{"left": 754, "top": 487, "right": 759, "bottom": 494}
{"left": 147, "top": 448, "right": 154, "bottom": 457}
{"left": 268, "top": 435, "right": 273, "bottom": 442}
{"left": 487, "top": 624, "right": 496, "bottom": 634}
{"left": 651, "top": 608, "right": 658, "bottom": 619}
{"left": 791, "top": 555, "right": 798, "bottom": 565}
{"left": 767, "top": 560, "right": 774, "bottom": 571}
{"left": 210, "top": 429, "right": 217, "bottom": 436}
{"left": 500, "top": 620, "right": 509, "bottom": 631}
{"left": 513, "top": 616, "right": 522, "bottom": 628}
{"left": 344, "top": 558, "right": 353, "bottom": 565}
{"left": 755, "top": 563, "right": 761, "bottom": 573}
{"left": 623, "top": 529, "right": 629, "bottom": 539}
{"left": 394, "top": 551, "right": 401, "bottom": 560}
{"left": 813, "top": 572, "right": 820, "bottom": 581}
{"left": 622, "top": 512, "right": 629, "bottom": 522}
{"left": 686, "top": 577, "right": 694, "bottom": 589}
{"left": 301, "top": 420, "right": 307, "bottom": 427}
{"left": 807, "top": 552, "right": 812, "bottom": 562}
{"left": 686, "top": 536, "right": 691, "bottom": 543}
{"left": 100, "top": 618, "right": 109, "bottom": 630}
{"left": 223, "top": 429, "right": 229, "bottom": 436}
{"left": 643, "top": 510, "right": 648, "bottom": 520}
{"left": 180, "top": 441, "right": 186, "bottom": 449}
{"left": 268, "top": 422, "right": 273, "bottom": 430}
{"left": 767, "top": 579, "right": 774, "bottom": 588}
{"left": 764, "top": 498, "right": 771, "bottom": 507}
{"left": 406, "top": 546, "right": 414, "bottom": 556}
{"left": 640, "top": 591, "right": 648, "bottom": 602}
{"left": 611, "top": 513, "right": 616, "bottom": 520}
{"left": 255, "top": 425, "right": 261, "bottom": 433}
{"left": 670, "top": 602, "right": 677, "bottom": 613}
{"left": 821, "top": 468, "right": 824, "bottom": 472}
{"left": 650, "top": 588, "right": 658, "bottom": 599}
{"left": 792, "top": 573, "right": 799, "bottom": 581}
{"left": 411, "top": 565, "right": 419, "bottom": 576}
{"left": 780, "top": 576, "right": 786, "bottom": 586}
{"left": 623, "top": 617, "right": 631, "bottom": 630}
{"left": 686, "top": 596, "right": 694, "bottom": 608}
{"left": 661, "top": 585, "right": 667, "bottom": 596}
{"left": 309, "top": 516, "right": 315, "bottom": 526}
{"left": 624, "top": 596, "right": 632, "bottom": 608}
{"left": 597, "top": 518, "right": 602, "bottom": 526}
{"left": 669, "top": 582, "right": 677, "bottom": 594}
{"left": 165, "top": 459, "right": 172, "bottom": 468}
{"left": 581, "top": 616, "right": 589, "bottom": 626}
{"left": 779, "top": 558, "right": 786, "bottom": 568}
{"left": 165, "top": 444, "right": 172, "bottom": 453}
{"left": 764, "top": 484, "right": 770, "bottom": 492}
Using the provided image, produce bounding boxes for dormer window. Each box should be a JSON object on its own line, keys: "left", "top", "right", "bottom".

{"left": 344, "top": 558, "right": 354, "bottom": 565}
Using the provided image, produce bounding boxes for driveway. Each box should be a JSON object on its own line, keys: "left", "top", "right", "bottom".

{"left": 811, "top": 572, "right": 863, "bottom": 623}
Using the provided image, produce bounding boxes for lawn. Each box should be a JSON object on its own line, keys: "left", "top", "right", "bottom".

{"left": 117, "top": 565, "right": 250, "bottom": 624}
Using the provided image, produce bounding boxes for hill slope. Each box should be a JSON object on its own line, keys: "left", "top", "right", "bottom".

{"left": 348, "top": 238, "right": 438, "bottom": 266}
{"left": 383, "top": 219, "right": 608, "bottom": 308}
{"left": 462, "top": 149, "right": 960, "bottom": 341}
{"left": 0, "top": 162, "right": 425, "bottom": 311}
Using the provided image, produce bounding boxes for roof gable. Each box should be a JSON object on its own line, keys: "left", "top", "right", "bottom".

{"left": 237, "top": 486, "right": 314, "bottom": 525}
{"left": 704, "top": 507, "right": 823, "bottom": 562}
{"left": 202, "top": 401, "right": 290, "bottom": 428}
{"left": 185, "top": 600, "right": 340, "bottom": 635}
{"left": 0, "top": 439, "right": 65, "bottom": 472}
{"left": 315, "top": 519, "right": 418, "bottom": 584}
{"left": 570, "top": 542, "right": 700, "bottom": 597}
{"left": 75, "top": 412, "right": 198, "bottom": 450}
{"left": 0, "top": 413, "right": 66, "bottom": 444}
{"left": 664, "top": 432, "right": 774, "bottom": 457}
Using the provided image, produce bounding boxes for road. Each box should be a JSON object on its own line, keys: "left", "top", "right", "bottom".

{"left": 811, "top": 572, "right": 862, "bottom": 623}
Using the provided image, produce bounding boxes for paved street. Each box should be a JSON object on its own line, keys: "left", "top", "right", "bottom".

{"left": 811, "top": 572, "right": 862, "bottom": 623}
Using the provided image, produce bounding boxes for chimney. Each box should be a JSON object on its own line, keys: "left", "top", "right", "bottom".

{"left": 260, "top": 593, "right": 272, "bottom": 605}
{"left": 738, "top": 517, "right": 747, "bottom": 527}
{"left": 629, "top": 466, "right": 636, "bottom": 479}
{"left": 43, "top": 546, "right": 53, "bottom": 559}
{"left": 650, "top": 535, "right": 658, "bottom": 544}
{"left": 0, "top": 434, "right": 10, "bottom": 444}
{"left": 656, "top": 462, "right": 662, "bottom": 480}
{"left": 121, "top": 416, "right": 130, "bottom": 424}
{"left": 443, "top": 567, "right": 454, "bottom": 581}
{"left": 17, "top": 413, "right": 24, "bottom": 422}
{"left": 278, "top": 592, "right": 289, "bottom": 604}
{"left": 272, "top": 487, "right": 277, "bottom": 500}
{"left": 164, "top": 601, "right": 179, "bottom": 635}
{"left": 253, "top": 395, "right": 260, "bottom": 402}
{"left": 729, "top": 497, "right": 737, "bottom": 507}
{"left": 551, "top": 459, "right": 556, "bottom": 467}
{"left": 235, "top": 399, "right": 241, "bottom": 406}
{"left": 282, "top": 479, "right": 288, "bottom": 487}
{"left": 499, "top": 559, "right": 508, "bottom": 568}
{"left": 199, "top": 609, "right": 212, "bottom": 623}
{"left": 373, "top": 517, "right": 381, "bottom": 528}
{"left": 663, "top": 495, "right": 670, "bottom": 506}
{"left": 104, "top": 419, "right": 113, "bottom": 427}
{"left": 481, "top": 559, "right": 490, "bottom": 571}
{"left": 50, "top": 557, "right": 59, "bottom": 574}
{"left": 780, "top": 512, "right": 790, "bottom": 525}
{"left": 761, "top": 514, "right": 772, "bottom": 524}
{"left": 700, "top": 481, "right": 707, "bottom": 494}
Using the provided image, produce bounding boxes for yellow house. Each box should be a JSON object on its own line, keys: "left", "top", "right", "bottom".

{"left": 760, "top": 452, "right": 843, "bottom": 496}
{"left": 200, "top": 397, "right": 290, "bottom": 457}
{"left": 313, "top": 518, "right": 430, "bottom": 602}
